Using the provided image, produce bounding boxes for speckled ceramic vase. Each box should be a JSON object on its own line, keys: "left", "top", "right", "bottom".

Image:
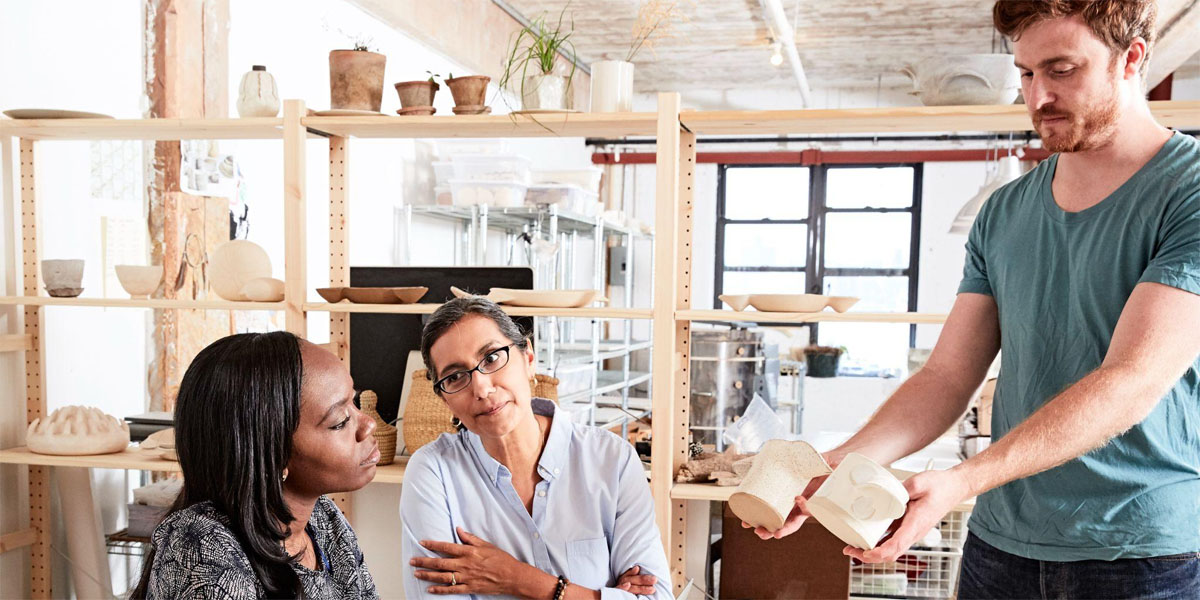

{"left": 728, "top": 439, "right": 831, "bottom": 531}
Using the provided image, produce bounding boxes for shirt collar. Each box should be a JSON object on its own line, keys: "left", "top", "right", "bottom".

{"left": 464, "top": 398, "right": 567, "bottom": 486}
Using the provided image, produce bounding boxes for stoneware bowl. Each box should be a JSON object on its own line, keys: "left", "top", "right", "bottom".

{"left": 343, "top": 287, "right": 406, "bottom": 304}
{"left": 393, "top": 286, "right": 429, "bottom": 303}
{"left": 208, "top": 240, "right": 272, "bottom": 301}
{"left": 826, "top": 296, "right": 860, "bottom": 313}
{"left": 114, "top": 265, "right": 163, "bottom": 299}
{"left": 728, "top": 439, "right": 832, "bottom": 531}
{"left": 42, "top": 259, "right": 84, "bottom": 296}
{"left": 240, "top": 277, "right": 285, "bottom": 302}
{"left": 805, "top": 452, "right": 909, "bottom": 550}
{"left": 747, "top": 294, "right": 829, "bottom": 313}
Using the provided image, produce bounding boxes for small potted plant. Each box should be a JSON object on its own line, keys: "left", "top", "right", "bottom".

{"left": 444, "top": 72, "right": 492, "bottom": 115}
{"left": 500, "top": 7, "right": 577, "bottom": 111}
{"left": 329, "top": 38, "right": 386, "bottom": 112}
{"left": 394, "top": 71, "right": 440, "bottom": 116}
{"left": 803, "top": 345, "right": 845, "bottom": 378}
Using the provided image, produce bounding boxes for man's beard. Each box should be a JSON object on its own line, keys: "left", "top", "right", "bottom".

{"left": 1033, "top": 78, "right": 1121, "bottom": 153}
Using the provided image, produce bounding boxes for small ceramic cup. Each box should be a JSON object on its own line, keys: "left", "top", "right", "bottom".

{"left": 805, "top": 453, "right": 909, "bottom": 550}
{"left": 728, "top": 439, "right": 831, "bottom": 531}
{"left": 42, "top": 259, "right": 84, "bottom": 296}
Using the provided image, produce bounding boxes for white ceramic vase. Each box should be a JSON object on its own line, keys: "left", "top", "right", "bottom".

{"left": 237, "top": 65, "right": 281, "bottom": 118}
{"left": 805, "top": 453, "right": 909, "bottom": 549}
{"left": 522, "top": 74, "right": 572, "bottom": 111}
{"left": 589, "top": 60, "right": 634, "bottom": 112}
{"left": 728, "top": 439, "right": 831, "bottom": 531}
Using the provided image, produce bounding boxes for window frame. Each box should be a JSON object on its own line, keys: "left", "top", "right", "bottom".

{"left": 714, "top": 162, "right": 924, "bottom": 347}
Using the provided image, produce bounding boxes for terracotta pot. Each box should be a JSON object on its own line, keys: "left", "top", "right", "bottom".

{"left": 394, "top": 81, "right": 438, "bottom": 109}
{"left": 444, "top": 75, "right": 490, "bottom": 107}
{"left": 329, "top": 50, "right": 387, "bottom": 112}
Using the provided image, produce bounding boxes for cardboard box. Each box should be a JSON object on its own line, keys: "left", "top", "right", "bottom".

{"left": 720, "top": 505, "right": 850, "bottom": 599}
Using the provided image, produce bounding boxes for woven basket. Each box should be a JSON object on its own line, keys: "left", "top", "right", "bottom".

{"left": 359, "top": 390, "right": 396, "bottom": 466}
{"left": 402, "top": 370, "right": 561, "bottom": 453}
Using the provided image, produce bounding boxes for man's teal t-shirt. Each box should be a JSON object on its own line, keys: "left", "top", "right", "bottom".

{"left": 959, "top": 131, "right": 1200, "bottom": 561}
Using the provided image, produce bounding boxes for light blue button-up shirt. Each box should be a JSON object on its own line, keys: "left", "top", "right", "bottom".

{"left": 401, "top": 399, "right": 672, "bottom": 600}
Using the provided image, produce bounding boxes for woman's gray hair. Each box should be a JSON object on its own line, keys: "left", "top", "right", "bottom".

{"left": 419, "top": 296, "right": 530, "bottom": 387}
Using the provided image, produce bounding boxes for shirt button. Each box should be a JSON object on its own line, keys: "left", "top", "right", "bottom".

{"left": 553, "top": 468, "right": 560, "bottom": 474}
{"left": 533, "top": 532, "right": 541, "bottom": 539}
{"left": 537, "top": 490, "right": 546, "bottom": 497}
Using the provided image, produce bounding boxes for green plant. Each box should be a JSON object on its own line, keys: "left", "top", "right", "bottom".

{"left": 426, "top": 71, "right": 442, "bottom": 84}
{"left": 499, "top": 6, "right": 577, "bottom": 102}
{"left": 803, "top": 345, "right": 845, "bottom": 357}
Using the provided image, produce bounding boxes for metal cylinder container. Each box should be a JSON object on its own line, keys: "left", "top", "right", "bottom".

{"left": 689, "top": 329, "right": 779, "bottom": 450}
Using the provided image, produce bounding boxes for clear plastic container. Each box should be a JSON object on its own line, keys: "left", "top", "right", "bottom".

{"left": 432, "top": 161, "right": 455, "bottom": 187}
{"left": 525, "top": 183, "right": 599, "bottom": 215}
{"left": 451, "top": 154, "right": 531, "bottom": 184}
{"left": 449, "top": 180, "right": 528, "bottom": 208}
{"left": 532, "top": 167, "right": 603, "bottom": 194}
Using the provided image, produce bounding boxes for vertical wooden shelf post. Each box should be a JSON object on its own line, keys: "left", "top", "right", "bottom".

{"left": 283, "top": 99, "right": 307, "bottom": 337}
{"left": 329, "top": 136, "right": 350, "bottom": 363}
{"left": 20, "top": 138, "right": 51, "bottom": 598}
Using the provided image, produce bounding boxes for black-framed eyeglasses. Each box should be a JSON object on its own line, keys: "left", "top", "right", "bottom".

{"left": 434, "top": 345, "right": 513, "bottom": 395}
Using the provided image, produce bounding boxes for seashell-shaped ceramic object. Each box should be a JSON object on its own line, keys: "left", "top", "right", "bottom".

{"left": 209, "top": 240, "right": 272, "bottom": 301}
{"left": 805, "top": 452, "right": 909, "bottom": 549}
{"left": 27, "top": 405, "right": 130, "bottom": 456}
{"left": 728, "top": 439, "right": 832, "bottom": 531}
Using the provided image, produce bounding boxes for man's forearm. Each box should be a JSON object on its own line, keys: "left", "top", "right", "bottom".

{"left": 830, "top": 363, "right": 980, "bottom": 466}
{"left": 954, "top": 364, "right": 1161, "bottom": 497}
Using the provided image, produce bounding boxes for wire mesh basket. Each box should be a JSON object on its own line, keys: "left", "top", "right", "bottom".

{"left": 849, "top": 509, "right": 970, "bottom": 599}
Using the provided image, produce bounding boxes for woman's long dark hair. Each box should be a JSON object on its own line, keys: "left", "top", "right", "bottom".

{"left": 132, "top": 331, "right": 305, "bottom": 598}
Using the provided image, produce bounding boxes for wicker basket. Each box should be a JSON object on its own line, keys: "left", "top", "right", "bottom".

{"left": 402, "top": 370, "right": 561, "bottom": 453}
{"left": 359, "top": 390, "right": 396, "bottom": 466}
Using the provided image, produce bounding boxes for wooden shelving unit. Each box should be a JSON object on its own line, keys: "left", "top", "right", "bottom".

{"left": 4, "top": 98, "right": 1198, "bottom": 597}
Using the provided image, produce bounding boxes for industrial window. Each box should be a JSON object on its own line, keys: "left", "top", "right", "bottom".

{"left": 714, "top": 163, "right": 923, "bottom": 375}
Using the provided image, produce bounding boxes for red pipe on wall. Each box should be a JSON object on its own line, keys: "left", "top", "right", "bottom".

{"left": 590, "top": 148, "right": 1052, "bottom": 165}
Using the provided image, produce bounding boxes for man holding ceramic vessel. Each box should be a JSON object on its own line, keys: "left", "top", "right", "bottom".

{"left": 747, "top": 1, "right": 1200, "bottom": 597}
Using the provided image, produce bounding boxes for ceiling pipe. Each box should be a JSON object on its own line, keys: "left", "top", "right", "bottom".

{"left": 759, "top": 0, "right": 813, "bottom": 107}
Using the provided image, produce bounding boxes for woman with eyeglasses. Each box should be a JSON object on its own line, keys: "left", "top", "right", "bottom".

{"left": 400, "top": 297, "right": 671, "bottom": 599}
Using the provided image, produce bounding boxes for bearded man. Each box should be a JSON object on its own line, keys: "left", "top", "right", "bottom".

{"left": 747, "top": 2, "right": 1200, "bottom": 597}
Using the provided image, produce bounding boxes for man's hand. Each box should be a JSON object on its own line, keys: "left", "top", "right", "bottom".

{"left": 844, "top": 468, "right": 972, "bottom": 563}
{"left": 411, "top": 527, "right": 528, "bottom": 596}
{"left": 616, "top": 565, "right": 657, "bottom": 595}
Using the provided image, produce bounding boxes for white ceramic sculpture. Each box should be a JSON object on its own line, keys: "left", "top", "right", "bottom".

{"left": 42, "top": 259, "right": 84, "bottom": 297}
{"left": 27, "top": 406, "right": 130, "bottom": 456}
{"left": 240, "top": 277, "right": 285, "bottom": 302}
{"left": 114, "top": 265, "right": 163, "bottom": 298}
{"left": 237, "top": 65, "right": 281, "bottom": 118}
{"left": 209, "top": 240, "right": 272, "bottom": 301}
{"left": 901, "top": 54, "right": 1020, "bottom": 106}
{"left": 728, "top": 439, "right": 832, "bottom": 531}
{"left": 805, "top": 453, "right": 909, "bottom": 550}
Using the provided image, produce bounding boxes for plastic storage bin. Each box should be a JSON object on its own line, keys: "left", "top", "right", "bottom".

{"left": 532, "top": 167, "right": 603, "bottom": 194}
{"left": 526, "top": 184, "right": 599, "bottom": 216}
{"left": 449, "top": 180, "right": 528, "bottom": 207}
{"left": 432, "top": 161, "right": 455, "bottom": 187}
{"left": 451, "top": 155, "right": 531, "bottom": 184}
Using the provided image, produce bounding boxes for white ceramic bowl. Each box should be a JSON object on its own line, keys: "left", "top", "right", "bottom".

{"left": 208, "top": 240, "right": 272, "bottom": 301}
{"left": 748, "top": 294, "right": 829, "bottom": 313}
{"left": 114, "top": 265, "right": 162, "bottom": 299}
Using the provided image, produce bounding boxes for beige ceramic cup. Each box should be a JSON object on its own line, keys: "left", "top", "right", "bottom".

{"left": 805, "top": 452, "right": 909, "bottom": 549}
{"left": 728, "top": 439, "right": 831, "bottom": 531}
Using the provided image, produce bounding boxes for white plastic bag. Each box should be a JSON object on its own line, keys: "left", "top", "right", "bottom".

{"left": 723, "top": 395, "right": 789, "bottom": 453}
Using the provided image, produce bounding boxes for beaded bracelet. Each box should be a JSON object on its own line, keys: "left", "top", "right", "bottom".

{"left": 553, "top": 575, "right": 569, "bottom": 600}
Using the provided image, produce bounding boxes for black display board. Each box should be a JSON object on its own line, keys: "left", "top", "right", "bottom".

{"left": 348, "top": 266, "right": 534, "bottom": 423}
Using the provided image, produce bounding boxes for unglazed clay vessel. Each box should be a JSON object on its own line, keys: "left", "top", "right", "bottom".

{"left": 330, "top": 50, "right": 386, "bottom": 112}
{"left": 114, "top": 265, "right": 162, "bottom": 298}
{"left": 805, "top": 452, "right": 909, "bottom": 550}
{"left": 728, "top": 439, "right": 832, "bottom": 531}
{"left": 719, "top": 294, "right": 751, "bottom": 311}
{"left": 236, "top": 65, "right": 281, "bottom": 117}
{"left": 209, "top": 240, "right": 272, "bottom": 301}
{"left": 748, "top": 294, "right": 829, "bottom": 313}
{"left": 240, "top": 277, "right": 285, "bottom": 302}
{"left": 27, "top": 406, "right": 130, "bottom": 456}
{"left": 450, "top": 285, "right": 607, "bottom": 308}
{"left": 42, "top": 259, "right": 84, "bottom": 296}
{"left": 826, "top": 296, "right": 860, "bottom": 313}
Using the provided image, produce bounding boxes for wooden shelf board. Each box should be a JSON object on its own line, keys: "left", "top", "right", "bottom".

{"left": 305, "top": 302, "right": 654, "bottom": 319}
{"left": 0, "top": 334, "right": 33, "bottom": 353}
{"left": 0, "top": 446, "right": 409, "bottom": 485}
{"left": 677, "top": 309, "right": 948, "bottom": 324}
{"left": 679, "top": 101, "right": 1200, "bottom": 135}
{"left": 0, "top": 296, "right": 286, "bottom": 311}
{"left": 0, "top": 117, "right": 289, "bottom": 141}
{"left": 302, "top": 112, "right": 658, "bottom": 139}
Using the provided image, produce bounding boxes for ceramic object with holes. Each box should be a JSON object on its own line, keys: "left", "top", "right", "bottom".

{"left": 728, "top": 439, "right": 832, "bottom": 531}
{"left": 805, "top": 453, "right": 909, "bottom": 550}
{"left": 209, "top": 240, "right": 272, "bottom": 301}
{"left": 27, "top": 406, "right": 130, "bottom": 456}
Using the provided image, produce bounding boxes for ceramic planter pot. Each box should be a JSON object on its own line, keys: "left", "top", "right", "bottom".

{"left": 728, "top": 439, "right": 832, "bottom": 531}
{"left": 329, "top": 50, "right": 387, "bottom": 112}
{"left": 208, "top": 240, "right": 272, "bottom": 301}
{"left": 236, "top": 65, "right": 280, "bottom": 117}
{"left": 42, "top": 259, "right": 84, "bottom": 297}
{"left": 901, "top": 54, "right": 1019, "bottom": 106}
{"left": 522, "top": 74, "right": 572, "bottom": 110}
{"left": 395, "top": 81, "right": 438, "bottom": 109}
{"left": 805, "top": 352, "right": 841, "bottom": 377}
{"left": 589, "top": 60, "right": 634, "bottom": 112}
{"left": 444, "top": 75, "right": 490, "bottom": 107}
{"left": 805, "top": 453, "right": 909, "bottom": 550}
{"left": 114, "top": 265, "right": 163, "bottom": 299}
